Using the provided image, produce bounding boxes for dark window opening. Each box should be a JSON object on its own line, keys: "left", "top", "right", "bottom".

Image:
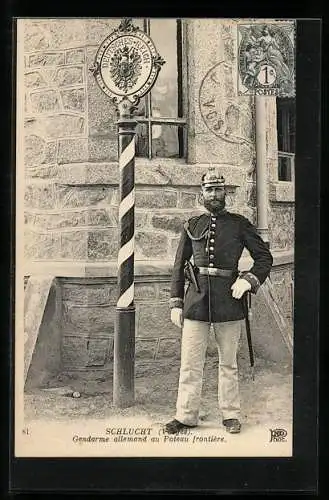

{"left": 277, "top": 97, "right": 295, "bottom": 181}
{"left": 134, "top": 19, "right": 187, "bottom": 159}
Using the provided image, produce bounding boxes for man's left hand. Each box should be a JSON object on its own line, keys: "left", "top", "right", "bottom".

{"left": 231, "top": 278, "right": 251, "bottom": 299}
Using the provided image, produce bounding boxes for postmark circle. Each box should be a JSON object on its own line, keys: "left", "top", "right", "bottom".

{"left": 199, "top": 61, "right": 253, "bottom": 145}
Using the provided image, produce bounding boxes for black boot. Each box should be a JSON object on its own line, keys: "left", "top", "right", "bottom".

{"left": 164, "top": 419, "right": 197, "bottom": 434}
{"left": 223, "top": 418, "right": 241, "bottom": 434}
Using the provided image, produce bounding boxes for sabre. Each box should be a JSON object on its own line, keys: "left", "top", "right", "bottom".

{"left": 243, "top": 291, "right": 255, "bottom": 380}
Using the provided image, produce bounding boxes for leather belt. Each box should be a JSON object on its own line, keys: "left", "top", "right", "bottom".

{"left": 197, "top": 266, "right": 233, "bottom": 277}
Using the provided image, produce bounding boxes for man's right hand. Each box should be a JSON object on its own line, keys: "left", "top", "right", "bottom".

{"left": 171, "top": 307, "right": 183, "bottom": 329}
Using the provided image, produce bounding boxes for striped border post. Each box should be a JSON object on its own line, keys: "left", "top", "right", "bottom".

{"left": 113, "top": 101, "right": 137, "bottom": 408}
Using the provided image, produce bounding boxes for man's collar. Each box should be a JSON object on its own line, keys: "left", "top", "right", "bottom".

{"left": 207, "top": 208, "right": 227, "bottom": 217}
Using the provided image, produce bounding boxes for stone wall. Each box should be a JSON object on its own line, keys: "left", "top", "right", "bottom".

{"left": 23, "top": 18, "right": 258, "bottom": 268}
{"left": 58, "top": 258, "right": 293, "bottom": 375}
{"left": 21, "top": 18, "right": 295, "bottom": 375}
{"left": 60, "top": 277, "right": 178, "bottom": 372}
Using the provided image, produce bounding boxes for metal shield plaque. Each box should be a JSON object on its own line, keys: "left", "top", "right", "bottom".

{"left": 91, "top": 18, "right": 165, "bottom": 104}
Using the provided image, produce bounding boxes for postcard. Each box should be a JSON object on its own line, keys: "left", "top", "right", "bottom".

{"left": 15, "top": 17, "right": 303, "bottom": 461}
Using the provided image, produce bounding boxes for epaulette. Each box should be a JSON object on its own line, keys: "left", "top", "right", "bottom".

{"left": 184, "top": 214, "right": 209, "bottom": 241}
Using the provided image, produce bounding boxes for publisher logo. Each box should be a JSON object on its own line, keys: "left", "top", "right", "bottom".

{"left": 269, "top": 428, "right": 287, "bottom": 442}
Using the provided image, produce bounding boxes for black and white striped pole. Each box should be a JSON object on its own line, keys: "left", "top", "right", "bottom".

{"left": 114, "top": 100, "right": 137, "bottom": 407}
{"left": 91, "top": 18, "right": 165, "bottom": 407}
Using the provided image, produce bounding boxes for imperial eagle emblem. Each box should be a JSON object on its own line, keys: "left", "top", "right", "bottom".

{"left": 110, "top": 45, "right": 143, "bottom": 92}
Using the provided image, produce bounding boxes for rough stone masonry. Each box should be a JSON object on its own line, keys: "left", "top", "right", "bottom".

{"left": 22, "top": 18, "right": 294, "bottom": 375}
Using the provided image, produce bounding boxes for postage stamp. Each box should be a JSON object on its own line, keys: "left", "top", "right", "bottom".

{"left": 237, "top": 22, "right": 296, "bottom": 97}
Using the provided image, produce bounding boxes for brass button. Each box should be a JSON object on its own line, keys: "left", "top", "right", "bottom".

{"left": 209, "top": 263, "right": 214, "bottom": 267}
{"left": 209, "top": 255, "right": 214, "bottom": 259}
{"left": 209, "top": 246, "right": 214, "bottom": 251}
{"left": 210, "top": 238, "right": 214, "bottom": 243}
{"left": 211, "top": 217, "right": 216, "bottom": 221}
{"left": 209, "top": 231, "right": 215, "bottom": 236}
{"left": 211, "top": 223, "right": 216, "bottom": 228}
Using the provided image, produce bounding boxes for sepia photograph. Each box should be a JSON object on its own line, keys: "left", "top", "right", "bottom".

{"left": 15, "top": 17, "right": 298, "bottom": 459}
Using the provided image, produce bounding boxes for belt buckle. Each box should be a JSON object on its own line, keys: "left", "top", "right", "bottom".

{"left": 207, "top": 267, "right": 217, "bottom": 276}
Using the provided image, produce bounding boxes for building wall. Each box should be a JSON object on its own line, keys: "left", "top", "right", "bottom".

{"left": 21, "top": 18, "right": 295, "bottom": 374}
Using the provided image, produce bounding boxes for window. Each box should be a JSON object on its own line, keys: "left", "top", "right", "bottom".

{"left": 134, "top": 19, "right": 187, "bottom": 159}
{"left": 276, "top": 98, "right": 295, "bottom": 181}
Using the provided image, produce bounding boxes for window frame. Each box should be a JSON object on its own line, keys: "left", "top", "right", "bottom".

{"left": 135, "top": 18, "right": 188, "bottom": 160}
{"left": 277, "top": 97, "right": 296, "bottom": 183}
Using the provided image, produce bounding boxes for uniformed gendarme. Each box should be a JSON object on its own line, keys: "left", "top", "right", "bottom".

{"left": 165, "top": 167, "right": 273, "bottom": 435}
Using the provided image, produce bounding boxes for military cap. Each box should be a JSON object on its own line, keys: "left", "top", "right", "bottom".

{"left": 201, "top": 167, "right": 225, "bottom": 188}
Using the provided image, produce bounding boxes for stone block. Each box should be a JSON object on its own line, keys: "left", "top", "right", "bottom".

{"left": 86, "top": 19, "right": 119, "bottom": 45}
{"left": 24, "top": 183, "right": 56, "bottom": 209}
{"left": 63, "top": 303, "right": 115, "bottom": 333}
{"left": 157, "top": 338, "right": 181, "bottom": 360}
{"left": 56, "top": 186, "right": 109, "bottom": 208}
{"left": 25, "top": 71, "right": 48, "bottom": 89}
{"left": 158, "top": 283, "right": 171, "bottom": 301}
{"left": 58, "top": 138, "right": 88, "bottom": 163}
{"left": 56, "top": 163, "right": 118, "bottom": 185}
{"left": 61, "top": 88, "right": 86, "bottom": 112}
{"left": 62, "top": 336, "right": 89, "bottom": 368}
{"left": 134, "top": 283, "right": 157, "bottom": 301}
{"left": 87, "top": 136, "right": 118, "bottom": 163}
{"left": 24, "top": 134, "right": 46, "bottom": 167}
{"left": 135, "top": 190, "right": 177, "bottom": 209}
{"left": 135, "top": 232, "right": 168, "bottom": 259}
{"left": 86, "top": 337, "right": 111, "bottom": 366}
{"left": 30, "top": 90, "right": 61, "bottom": 113}
{"left": 135, "top": 211, "right": 149, "bottom": 230}
{"left": 24, "top": 229, "right": 61, "bottom": 260}
{"left": 24, "top": 19, "right": 86, "bottom": 51}
{"left": 87, "top": 229, "right": 118, "bottom": 260}
{"left": 62, "top": 283, "right": 113, "bottom": 305}
{"left": 135, "top": 339, "right": 158, "bottom": 360}
{"left": 60, "top": 230, "right": 88, "bottom": 259}
{"left": 151, "top": 212, "right": 189, "bottom": 234}
{"left": 25, "top": 115, "right": 85, "bottom": 140}
{"left": 65, "top": 48, "right": 85, "bottom": 65}
{"left": 55, "top": 66, "right": 84, "bottom": 87}
{"left": 24, "top": 21, "right": 51, "bottom": 52}
{"left": 137, "top": 303, "right": 176, "bottom": 338}
{"left": 179, "top": 192, "right": 197, "bottom": 208}
{"left": 86, "top": 208, "right": 117, "bottom": 227}
{"left": 56, "top": 138, "right": 118, "bottom": 164}
{"left": 268, "top": 205, "right": 295, "bottom": 251}
{"left": 194, "top": 133, "right": 253, "bottom": 166}
{"left": 43, "top": 141, "right": 57, "bottom": 164}
{"left": 28, "top": 52, "right": 65, "bottom": 67}
{"left": 135, "top": 163, "right": 243, "bottom": 187}
{"left": 269, "top": 182, "right": 295, "bottom": 203}
{"left": 32, "top": 211, "right": 86, "bottom": 229}
{"left": 86, "top": 47, "right": 118, "bottom": 137}
{"left": 40, "top": 114, "right": 85, "bottom": 139}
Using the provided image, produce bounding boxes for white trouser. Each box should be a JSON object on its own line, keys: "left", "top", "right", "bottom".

{"left": 175, "top": 319, "right": 242, "bottom": 426}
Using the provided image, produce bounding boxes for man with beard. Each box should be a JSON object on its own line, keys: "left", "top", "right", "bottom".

{"left": 164, "top": 167, "right": 273, "bottom": 434}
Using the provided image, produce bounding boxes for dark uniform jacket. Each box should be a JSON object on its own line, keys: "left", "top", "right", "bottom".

{"left": 170, "top": 210, "right": 273, "bottom": 323}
